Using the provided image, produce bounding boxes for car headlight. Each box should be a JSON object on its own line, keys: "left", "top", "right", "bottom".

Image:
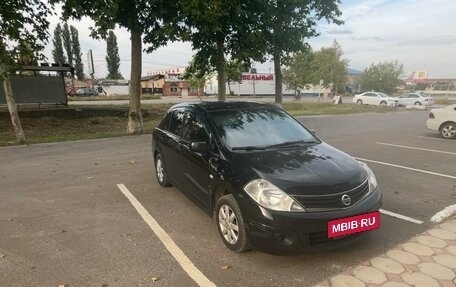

{"left": 244, "top": 179, "right": 304, "bottom": 212}
{"left": 359, "top": 161, "right": 378, "bottom": 192}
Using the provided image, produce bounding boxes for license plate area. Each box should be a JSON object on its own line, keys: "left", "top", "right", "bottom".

{"left": 328, "top": 211, "right": 380, "bottom": 238}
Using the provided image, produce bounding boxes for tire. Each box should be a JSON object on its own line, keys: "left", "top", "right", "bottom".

{"left": 414, "top": 102, "right": 422, "bottom": 106}
{"left": 440, "top": 122, "right": 456, "bottom": 139}
{"left": 155, "top": 153, "right": 171, "bottom": 187}
{"left": 215, "top": 194, "right": 249, "bottom": 252}
{"left": 356, "top": 99, "right": 363, "bottom": 105}
{"left": 380, "top": 101, "right": 387, "bottom": 106}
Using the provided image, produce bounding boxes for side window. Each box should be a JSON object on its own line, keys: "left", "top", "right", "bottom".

{"left": 182, "top": 111, "right": 209, "bottom": 142}
{"left": 168, "top": 109, "right": 185, "bottom": 136}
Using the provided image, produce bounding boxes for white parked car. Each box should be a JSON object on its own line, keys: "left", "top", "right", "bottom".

{"left": 426, "top": 104, "right": 456, "bottom": 139}
{"left": 353, "top": 92, "right": 398, "bottom": 107}
{"left": 396, "top": 93, "right": 434, "bottom": 107}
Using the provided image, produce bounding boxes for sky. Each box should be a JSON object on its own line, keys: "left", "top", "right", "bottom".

{"left": 44, "top": 0, "right": 456, "bottom": 79}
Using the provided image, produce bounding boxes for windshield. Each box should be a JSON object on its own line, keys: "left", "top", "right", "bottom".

{"left": 210, "top": 108, "right": 317, "bottom": 149}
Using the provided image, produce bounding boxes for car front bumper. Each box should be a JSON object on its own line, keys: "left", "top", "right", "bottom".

{"left": 240, "top": 188, "right": 383, "bottom": 255}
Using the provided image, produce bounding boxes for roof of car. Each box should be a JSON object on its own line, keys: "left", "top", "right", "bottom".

{"left": 170, "top": 101, "right": 275, "bottom": 112}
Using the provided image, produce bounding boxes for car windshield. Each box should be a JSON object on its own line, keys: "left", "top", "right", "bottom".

{"left": 210, "top": 108, "right": 317, "bottom": 149}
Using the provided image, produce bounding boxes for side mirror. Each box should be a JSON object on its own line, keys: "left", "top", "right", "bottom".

{"left": 190, "top": 141, "right": 210, "bottom": 154}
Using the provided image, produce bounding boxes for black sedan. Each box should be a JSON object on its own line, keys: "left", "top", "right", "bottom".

{"left": 152, "top": 102, "right": 382, "bottom": 254}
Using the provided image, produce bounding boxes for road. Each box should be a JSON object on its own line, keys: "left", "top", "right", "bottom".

{"left": 0, "top": 109, "right": 455, "bottom": 286}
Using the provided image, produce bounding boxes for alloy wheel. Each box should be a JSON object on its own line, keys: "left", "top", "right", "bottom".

{"left": 442, "top": 124, "right": 456, "bottom": 139}
{"left": 218, "top": 204, "right": 239, "bottom": 244}
{"left": 156, "top": 158, "right": 164, "bottom": 183}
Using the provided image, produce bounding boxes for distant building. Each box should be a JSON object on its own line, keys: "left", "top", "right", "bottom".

{"left": 142, "top": 68, "right": 204, "bottom": 97}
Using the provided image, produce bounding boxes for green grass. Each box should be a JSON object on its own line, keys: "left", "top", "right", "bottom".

{"left": 0, "top": 102, "right": 393, "bottom": 146}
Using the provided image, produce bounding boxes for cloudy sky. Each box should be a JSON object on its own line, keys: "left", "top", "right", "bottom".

{"left": 44, "top": 0, "right": 456, "bottom": 79}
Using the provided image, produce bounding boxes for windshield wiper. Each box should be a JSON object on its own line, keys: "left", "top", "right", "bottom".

{"left": 232, "top": 146, "right": 266, "bottom": 151}
{"left": 266, "top": 139, "right": 317, "bottom": 148}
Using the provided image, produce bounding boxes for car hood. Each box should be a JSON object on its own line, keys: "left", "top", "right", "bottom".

{"left": 231, "top": 142, "right": 366, "bottom": 196}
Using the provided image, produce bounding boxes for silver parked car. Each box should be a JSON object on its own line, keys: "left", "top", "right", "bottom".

{"left": 397, "top": 93, "right": 434, "bottom": 107}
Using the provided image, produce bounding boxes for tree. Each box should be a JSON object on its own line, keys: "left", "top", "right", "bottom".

{"left": 258, "top": 0, "right": 342, "bottom": 105}
{"left": 105, "top": 31, "right": 123, "bottom": 79}
{"left": 283, "top": 49, "right": 315, "bottom": 94}
{"left": 62, "top": 22, "right": 73, "bottom": 66}
{"left": 60, "top": 0, "right": 182, "bottom": 134}
{"left": 311, "top": 40, "right": 348, "bottom": 95}
{"left": 359, "top": 61, "right": 403, "bottom": 94}
{"left": 226, "top": 60, "right": 244, "bottom": 95}
{"left": 180, "top": 0, "right": 266, "bottom": 101}
{"left": 0, "top": 0, "right": 53, "bottom": 144}
{"left": 52, "top": 24, "right": 66, "bottom": 65}
{"left": 70, "top": 26, "right": 84, "bottom": 80}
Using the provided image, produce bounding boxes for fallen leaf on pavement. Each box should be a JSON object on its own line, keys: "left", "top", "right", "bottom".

{"left": 221, "top": 265, "right": 230, "bottom": 270}
{"left": 151, "top": 277, "right": 159, "bottom": 282}
{"left": 129, "top": 160, "right": 136, "bottom": 164}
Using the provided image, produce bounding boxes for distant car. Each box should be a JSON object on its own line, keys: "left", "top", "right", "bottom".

{"left": 426, "top": 104, "right": 456, "bottom": 139}
{"left": 396, "top": 93, "right": 434, "bottom": 107}
{"left": 74, "top": 88, "right": 97, "bottom": 97}
{"left": 353, "top": 92, "right": 398, "bottom": 107}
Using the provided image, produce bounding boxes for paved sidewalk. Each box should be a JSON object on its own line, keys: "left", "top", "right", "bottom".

{"left": 315, "top": 218, "right": 456, "bottom": 287}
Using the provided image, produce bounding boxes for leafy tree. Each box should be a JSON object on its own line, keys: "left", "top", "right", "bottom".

{"left": 283, "top": 49, "right": 315, "bottom": 94}
{"left": 105, "top": 31, "right": 123, "bottom": 79}
{"left": 52, "top": 24, "right": 66, "bottom": 65}
{"left": 258, "top": 0, "right": 342, "bottom": 105}
{"left": 59, "top": 0, "right": 182, "bottom": 134}
{"left": 0, "top": 0, "right": 53, "bottom": 144}
{"left": 311, "top": 40, "right": 348, "bottom": 95}
{"left": 359, "top": 61, "right": 403, "bottom": 94}
{"left": 62, "top": 22, "right": 73, "bottom": 66}
{"left": 70, "top": 26, "right": 84, "bottom": 80}
{"left": 180, "top": 0, "right": 265, "bottom": 101}
{"left": 226, "top": 60, "right": 244, "bottom": 95}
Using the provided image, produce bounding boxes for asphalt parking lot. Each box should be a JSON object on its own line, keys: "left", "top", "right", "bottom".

{"left": 0, "top": 108, "right": 455, "bottom": 287}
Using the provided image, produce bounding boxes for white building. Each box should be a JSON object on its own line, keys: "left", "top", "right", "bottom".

{"left": 205, "top": 73, "right": 318, "bottom": 96}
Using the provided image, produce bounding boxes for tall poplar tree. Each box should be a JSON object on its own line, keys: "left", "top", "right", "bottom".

{"left": 62, "top": 22, "right": 73, "bottom": 66}
{"left": 52, "top": 24, "right": 66, "bottom": 64}
{"left": 70, "top": 26, "right": 84, "bottom": 80}
{"left": 105, "top": 31, "right": 123, "bottom": 79}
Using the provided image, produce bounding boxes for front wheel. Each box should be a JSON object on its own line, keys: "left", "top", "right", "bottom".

{"left": 155, "top": 154, "right": 171, "bottom": 187}
{"left": 380, "top": 101, "right": 387, "bottom": 106}
{"left": 440, "top": 122, "right": 456, "bottom": 139}
{"left": 356, "top": 99, "right": 363, "bottom": 105}
{"left": 414, "top": 101, "right": 422, "bottom": 106}
{"left": 215, "top": 194, "right": 249, "bottom": 252}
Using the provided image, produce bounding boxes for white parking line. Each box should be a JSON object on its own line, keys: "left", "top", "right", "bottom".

{"left": 355, "top": 157, "right": 456, "bottom": 180}
{"left": 376, "top": 142, "right": 456, "bottom": 156}
{"left": 117, "top": 184, "right": 216, "bottom": 287}
{"left": 380, "top": 209, "right": 423, "bottom": 224}
{"left": 431, "top": 204, "right": 456, "bottom": 223}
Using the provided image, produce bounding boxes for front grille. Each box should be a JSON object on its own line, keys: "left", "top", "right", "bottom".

{"left": 293, "top": 179, "right": 369, "bottom": 212}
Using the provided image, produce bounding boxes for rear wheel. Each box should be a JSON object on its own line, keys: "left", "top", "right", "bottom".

{"left": 215, "top": 194, "right": 249, "bottom": 252}
{"left": 155, "top": 154, "right": 171, "bottom": 187}
{"left": 356, "top": 99, "right": 363, "bottom": 105}
{"left": 440, "top": 122, "right": 456, "bottom": 139}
